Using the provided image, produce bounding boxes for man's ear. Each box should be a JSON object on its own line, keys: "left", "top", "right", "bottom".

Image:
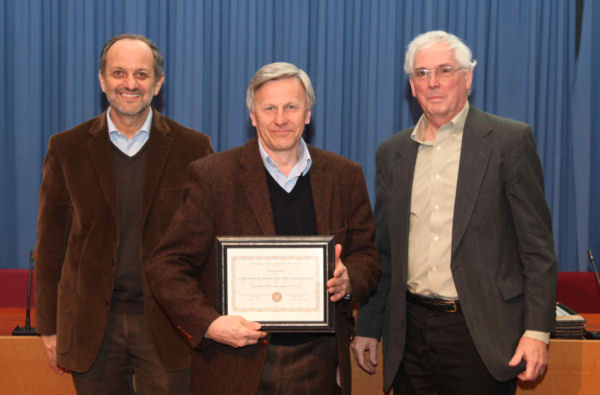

{"left": 464, "top": 68, "right": 473, "bottom": 92}
{"left": 304, "top": 109, "right": 312, "bottom": 125}
{"left": 98, "top": 71, "right": 107, "bottom": 93}
{"left": 153, "top": 74, "right": 166, "bottom": 96}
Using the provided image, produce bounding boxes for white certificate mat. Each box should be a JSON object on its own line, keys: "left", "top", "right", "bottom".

{"left": 216, "top": 236, "right": 335, "bottom": 332}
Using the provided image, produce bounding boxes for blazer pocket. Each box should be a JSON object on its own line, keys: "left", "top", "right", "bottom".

{"left": 496, "top": 276, "right": 524, "bottom": 301}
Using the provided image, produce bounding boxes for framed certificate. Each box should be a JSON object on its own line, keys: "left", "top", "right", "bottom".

{"left": 216, "top": 236, "right": 335, "bottom": 332}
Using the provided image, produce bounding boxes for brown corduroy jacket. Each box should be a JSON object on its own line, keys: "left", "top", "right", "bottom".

{"left": 147, "top": 137, "right": 381, "bottom": 394}
{"left": 34, "top": 110, "right": 214, "bottom": 372}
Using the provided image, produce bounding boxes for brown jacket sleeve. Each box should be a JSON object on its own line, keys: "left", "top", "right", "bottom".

{"left": 34, "top": 135, "right": 72, "bottom": 335}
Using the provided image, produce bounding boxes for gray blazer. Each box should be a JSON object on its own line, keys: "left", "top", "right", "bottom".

{"left": 355, "top": 105, "right": 557, "bottom": 390}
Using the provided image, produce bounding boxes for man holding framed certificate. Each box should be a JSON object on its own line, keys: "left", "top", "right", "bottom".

{"left": 146, "top": 62, "right": 380, "bottom": 394}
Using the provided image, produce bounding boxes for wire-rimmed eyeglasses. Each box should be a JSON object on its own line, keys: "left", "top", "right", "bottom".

{"left": 411, "top": 66, "right": 466, "bottom": 81}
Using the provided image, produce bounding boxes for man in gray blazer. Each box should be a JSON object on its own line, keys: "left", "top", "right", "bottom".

{"left": 352, "top": 30, "right": 558, "bottom": 394}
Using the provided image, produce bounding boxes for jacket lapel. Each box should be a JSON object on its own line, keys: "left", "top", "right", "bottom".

{"left": 87, "top": 113, "right": 119, "bottom": 227}
{"left": 452, "top": 107, "right": 492, "bottom": 257}
{"left": 239, "top": 138, "right": 276, "bottom": 235}
{"left": 307, "top": 148, "right": 334, "bottom": 235}
{"left": 140, "top": 111, "right": 173, "bottom": 223}
{"left": 391, "top": 133, "right": 419, "bottom": 270}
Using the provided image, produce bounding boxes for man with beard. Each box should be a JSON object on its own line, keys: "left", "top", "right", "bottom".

{"left": 34, "top": 34, "right": 213, "bottom": 394}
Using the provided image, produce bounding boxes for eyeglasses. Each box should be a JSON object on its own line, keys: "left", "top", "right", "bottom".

{"left": 411, "top": 66, "right": 465, "bottom": 81}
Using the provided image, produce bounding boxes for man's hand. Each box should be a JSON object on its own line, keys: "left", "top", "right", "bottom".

{"left": 351, "top": 336, "right": 378, "bottom": 374}
{"left": 508, "top": 336, "right": 548, "bottom": 381}
{"left": 40, "top": 334, "right": 67, "bottom": 375}
{"left": 206, "top": 316, "right": 267, "bottom": 348}
{"left": 327, "top": 244, "right": 351, "bottom": 302}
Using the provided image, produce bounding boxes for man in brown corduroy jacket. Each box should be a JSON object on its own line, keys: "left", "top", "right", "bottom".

{"left": 34, "top": 34, "right": 213, "bottom": 394}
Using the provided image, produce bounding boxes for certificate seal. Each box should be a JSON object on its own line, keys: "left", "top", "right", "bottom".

{"left": 272, "top": 292, "right": 282, "bottom": 303}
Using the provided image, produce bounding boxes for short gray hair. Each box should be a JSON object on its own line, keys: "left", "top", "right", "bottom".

{"left": 99, "top": 33, "right": 164, "bottom": 77}
{"left": 404, "top": 30, "right": 477, "bottom": 76}
{"left": 246, "top": 62, "right": 315, "bottom": 112}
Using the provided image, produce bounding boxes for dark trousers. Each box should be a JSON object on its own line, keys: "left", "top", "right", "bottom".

{"left": 71, "top": 312, "right": 189, "bottom": 395}
{"left": 393, "top": 300, "right": 517, "bottom": 395}
{"left": 257, "top": 335, "right": 338, "bottom": 395}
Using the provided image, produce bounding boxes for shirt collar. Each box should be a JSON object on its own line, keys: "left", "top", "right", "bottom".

{"left": 258, "top": 138, "right": 312, "bottom": 177}
{"left": 411, "top": 101, "right": 470, "bottom": 144}
{"left": 106, "top": 107, "right": 153, "bottom": 138}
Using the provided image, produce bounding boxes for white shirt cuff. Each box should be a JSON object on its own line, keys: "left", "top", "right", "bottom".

{"left": 523, "top": 330, "right": 550, "bottom": 344}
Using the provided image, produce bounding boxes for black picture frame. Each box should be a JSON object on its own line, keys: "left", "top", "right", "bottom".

{"left": 216, "top": 235, "right": 335, "bottom": 332}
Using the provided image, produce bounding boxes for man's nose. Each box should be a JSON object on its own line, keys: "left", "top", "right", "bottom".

{"left": 428, "top": 72, "right": 440, "bottom": 87}
{"left": 124, "top": 74, "right": 137, "bottom": 90}
{"left": 274, "top": 109, "right": 287, "bottom": 125}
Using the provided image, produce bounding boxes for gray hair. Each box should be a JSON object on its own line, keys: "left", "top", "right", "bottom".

{"left": 246, "top": 62, "right": 315, "bottom": 112}
{"left": 404, "top": 30, "right": 477, "bottom": 76}
{"left": 99, "top": 34, "right": 164, "bottom": 77}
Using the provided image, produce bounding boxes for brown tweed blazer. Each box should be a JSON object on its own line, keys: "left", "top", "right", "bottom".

{"left": 34, "top": 110, "right": 214, "bottom": 372}
{"left": 147, "top": 137, "right": 381, "bottom": 394}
